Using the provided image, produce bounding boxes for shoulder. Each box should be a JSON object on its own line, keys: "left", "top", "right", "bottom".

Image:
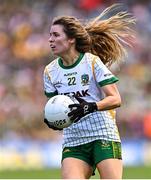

{"left": 84, "top": 52, "right": 102, "bottom": 62}
{"left": 44, "top": 57, "right": 59, "bottom": 74}
{"left": 45, "top": 58, "right": 59, "bottom": 70}
{"left": 84, "top": 52, "right": 97, "bottom": 60}
{"left": 84, "top": 52, "right": 104, "bottom": 67}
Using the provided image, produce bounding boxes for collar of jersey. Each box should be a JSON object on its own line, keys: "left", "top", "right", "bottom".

{"left": 58, "top": 53, "right": 84, "bottom": 69}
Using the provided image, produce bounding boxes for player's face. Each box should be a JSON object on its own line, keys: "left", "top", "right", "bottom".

{"left": 49, "top": 24, "right": 73, "bottom": 56}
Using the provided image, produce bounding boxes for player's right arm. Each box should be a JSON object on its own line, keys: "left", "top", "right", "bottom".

{"left": 43, "top": 66, "right": 62, "bottom": 130}
{"left": 43, "top": 66, "right": 58, "bottom": 98}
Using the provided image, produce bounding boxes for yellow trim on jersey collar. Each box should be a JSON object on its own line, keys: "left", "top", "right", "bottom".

{"left": 58, "top": 53, "right": 84, "bottom": 69}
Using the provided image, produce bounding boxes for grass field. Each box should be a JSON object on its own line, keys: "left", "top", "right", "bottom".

{"left": 0, "top": 166, "right": 151, "bottom": 179}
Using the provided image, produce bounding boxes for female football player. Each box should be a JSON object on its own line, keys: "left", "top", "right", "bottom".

{"left": 43, "top": 4, "right": 136, "bottom": 179}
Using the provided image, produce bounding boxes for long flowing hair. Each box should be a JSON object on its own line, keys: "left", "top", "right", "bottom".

{"left": 86, "top": 4, "right": 136, "bottom": 66}
{"left": 52, "top": 4, "right": 136, "bottom": 66}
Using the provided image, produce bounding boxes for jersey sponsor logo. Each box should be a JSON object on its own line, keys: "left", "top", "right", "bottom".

{"left": 61, "top": 89, "right": 90, "bottom": 97}
{"left": 64, "top": 72, "right": 77, "bottom": 76}
{"left": 81, "top": 74, "right": 89, "bottom": 86}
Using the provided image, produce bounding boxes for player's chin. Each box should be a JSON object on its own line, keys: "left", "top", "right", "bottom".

{"left": 51, "top": 48, "right": 58, "bottom": 55}
{"left": 53, "top": 49, "right": 65, "bottom": 56}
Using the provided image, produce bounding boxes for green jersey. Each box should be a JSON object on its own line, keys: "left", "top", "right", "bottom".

{"left": 44, "top": 52, "right": 120, "bottom": 147}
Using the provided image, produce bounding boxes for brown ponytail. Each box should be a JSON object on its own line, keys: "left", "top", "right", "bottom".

{"left": 85, "top": 4, "right": 136, "bottom": 66}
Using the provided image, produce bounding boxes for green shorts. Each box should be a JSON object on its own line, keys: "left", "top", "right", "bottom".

{"left": 62, "top": 140, "right": 122, "bottom": 175}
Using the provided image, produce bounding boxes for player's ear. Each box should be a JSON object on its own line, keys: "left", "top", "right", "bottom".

{"left": 68, "top": 38, "right": 75, "bottom": 44}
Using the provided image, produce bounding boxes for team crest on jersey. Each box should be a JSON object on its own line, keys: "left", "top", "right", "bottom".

{"left": 81, "top": 74, "right": 89, "bottom": 86}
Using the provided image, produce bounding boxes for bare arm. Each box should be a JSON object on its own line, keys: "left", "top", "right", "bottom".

{"left": 96, "top": 83, "right": 121, "bottom": 111}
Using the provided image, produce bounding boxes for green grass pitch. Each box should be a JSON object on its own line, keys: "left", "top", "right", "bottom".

{"left": 0, "top": 166, "right": 151, "bottom": 179}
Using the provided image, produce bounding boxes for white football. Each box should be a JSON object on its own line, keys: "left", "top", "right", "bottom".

{"left": 44, "top": 95, "right": 74, "bottom": 129}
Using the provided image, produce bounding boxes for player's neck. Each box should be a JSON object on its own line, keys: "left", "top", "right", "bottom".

{"left": 60, "top": 50, "right": 80, "bottom": 66}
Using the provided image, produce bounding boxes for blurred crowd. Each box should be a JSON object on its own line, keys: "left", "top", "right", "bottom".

{"left": 0, "top": 0, "right": 151, "bottom": 141}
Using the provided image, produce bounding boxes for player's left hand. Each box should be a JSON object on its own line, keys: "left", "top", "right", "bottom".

{"left": 68, "top": 96, "right": 98, "bottom": 123}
